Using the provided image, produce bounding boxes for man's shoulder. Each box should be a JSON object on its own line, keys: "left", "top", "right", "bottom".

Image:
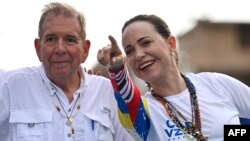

{"left": 4, "top": 66, "right": 40, "bottom": 80}
{"left": 84, "top": 73, "right": 113, "bottom": 93}
{"left": 84, "top": 73, "right": 110, "bottom": 83}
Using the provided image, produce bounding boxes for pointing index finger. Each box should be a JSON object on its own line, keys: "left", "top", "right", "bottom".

{"left": 108, "top": 35, "right": 121, "bottom": 54}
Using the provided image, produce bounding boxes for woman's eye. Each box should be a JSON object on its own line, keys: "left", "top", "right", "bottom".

{"left": 125, "top": 48, "right": 133, "bottom": 55}
{"left": 142, "top": 40, "right": 151, "bottom": 46}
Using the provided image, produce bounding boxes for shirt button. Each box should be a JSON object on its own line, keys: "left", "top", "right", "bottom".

{"left": 28, "top": 123, "right": 35, "bottom": 128}
{"left": 67, "top": 133, "right": 71, "bottom": 137}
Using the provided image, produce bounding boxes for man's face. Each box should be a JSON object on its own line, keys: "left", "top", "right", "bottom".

{"left": 35, "top": 14, "right": 89, "bottom": 81}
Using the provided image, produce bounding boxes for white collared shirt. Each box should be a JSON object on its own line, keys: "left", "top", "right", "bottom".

{"left": 0, "top": 69, "right": 5, "bottom": 83}
{"left": 0, "top": 65, "right": 134, "bottom": 141}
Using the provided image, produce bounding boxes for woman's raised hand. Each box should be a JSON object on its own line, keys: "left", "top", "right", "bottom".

{"left": 97, "top": 35, "right": 124, "bottom": 70}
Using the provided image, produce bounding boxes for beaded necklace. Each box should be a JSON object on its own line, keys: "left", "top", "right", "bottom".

{"left": 152, "top": 74, "right": 208, "bottom": 141}
{"left": 54, "top": 92, "right": 81, "bottom": 140}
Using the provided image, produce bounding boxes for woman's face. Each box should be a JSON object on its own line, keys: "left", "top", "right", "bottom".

{"left": 122, "top": 21, "right": 177, "bottom": 83}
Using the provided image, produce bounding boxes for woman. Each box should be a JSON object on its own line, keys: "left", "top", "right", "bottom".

{"left": 97, "top": 14, "right": 250, "bottom": 141}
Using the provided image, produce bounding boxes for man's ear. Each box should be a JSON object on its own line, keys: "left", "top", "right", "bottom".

{"left": 81, "top": 39, "right": 91, "bottom": 63}
{"left": 34, "top": 38, "right": 42, "bottom": 62}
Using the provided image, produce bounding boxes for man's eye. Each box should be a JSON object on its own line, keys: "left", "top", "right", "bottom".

{"left": 67, "top": 38, "right": 76, "bottom": 43}
{"left": 45, "top": 37, "right": 55, "bottom": 42}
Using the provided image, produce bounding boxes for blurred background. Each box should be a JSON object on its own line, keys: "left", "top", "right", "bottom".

{"left": 1, "top": 0, "right": 250, "bottom": 92}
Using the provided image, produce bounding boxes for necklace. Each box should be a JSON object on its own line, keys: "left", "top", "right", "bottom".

{"left": 54, "top": 92, "right": 81, "bottom": 139}
{"left": 152, "top": 74, "right": 207, "bottom": 141}
{"left": 55, "top": 93, "right": 81, "bottom": 125}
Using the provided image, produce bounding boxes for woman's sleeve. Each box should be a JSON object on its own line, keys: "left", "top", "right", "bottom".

{"left": 108, "top": 64, "right": 150, "bottom": 141}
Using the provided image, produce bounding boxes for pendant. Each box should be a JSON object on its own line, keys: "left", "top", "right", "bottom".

{"left": 66, "top": 117, "right": 73, "bottom": 126}
{"left": 195, "top": 130, "right": 202, "bottom": 138}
